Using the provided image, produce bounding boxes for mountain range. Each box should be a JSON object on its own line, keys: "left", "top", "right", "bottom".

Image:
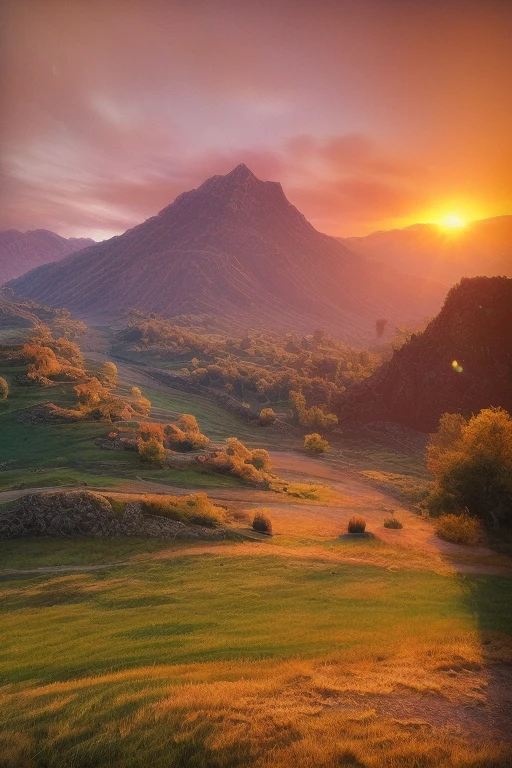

{"left": 335, "top": 276, "right": 512, "bottom": 431}
{"left": 8, "top": 165, "right": 445, "bottom": 345}
{"left": 345, "top": 216, "right": 512, "bottom": 285}
{"left": 0, "top": 229, "right": 95, "bottom": 285}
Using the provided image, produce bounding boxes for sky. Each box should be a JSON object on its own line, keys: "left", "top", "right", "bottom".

{"left": 1, "top": 0, "right": 511, "bottom": 240}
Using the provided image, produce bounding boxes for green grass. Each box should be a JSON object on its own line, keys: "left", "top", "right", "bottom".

{"left": 0, "top": 363, "right": 247, "bottom": 491}
{"left": 0, "top": 552, "right": 510, "bottom": 767}
{"left": 0, "top": 537, "right": 174, "bottom": 569}
{"left": 359, "top": 470, "right": 431, "bottom": 504}
{"left": 1, "top": 555, "right": 508, "bottom": 685}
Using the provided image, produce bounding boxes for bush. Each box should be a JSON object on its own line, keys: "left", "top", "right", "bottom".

{"left": 383, "top": 516, "right": 403, "bottom": 529}
{"left": 259, "top": 408, "right": 276, "bottom": 426}
{"left": 250, "top": 448, "right": 272, "bottom": 471}
{"left": 435, "top": 512, "right": 482, "bottom": 545}
{"left": 0, "top": 376, "right": 8, "bottom": 400}
{"left": 138, "top": 438, "right": 165, "bottom": 466}
{"left": 303, "top": 433, "right": 330, "bottom": 453}
{"left": 139, "top": 493, "right": 225, "bottom": 527}
{"left": 252, "top": 510, "right": 273, "bottom": 535}
{"left": 348, "top": 515, "right": 366, "bottom": 533}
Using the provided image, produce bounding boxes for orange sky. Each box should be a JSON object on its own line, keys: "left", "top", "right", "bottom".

{"left": 0, "top": 0, "right": 511, "bottom": 239}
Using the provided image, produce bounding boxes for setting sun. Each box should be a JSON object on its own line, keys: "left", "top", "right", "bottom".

{"left": 439, "top": 214, "right": 467, "bottom": 229}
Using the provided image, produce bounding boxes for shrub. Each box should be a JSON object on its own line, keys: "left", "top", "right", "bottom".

{"left": 348, "top": 515, "right": 366, "bottom": 533}
{"left": 259, "top": 407, "right": 276, "bottom": 426}
{"left": 138, "top": 438, "right": 165, "bottom": 467}
{"left": 139, "top": 493, "right": 225, "bottom": 527}
{"left": 383, "top": 516, "right": 403, "bottom": 529}
{"left": 250, "top": 448, "right": 272, "bottom": 471}
{"left": 0, "top": 376, "right": 8, "bottom": 400}
{"left": 139, "top": 422, "right": 165, "bottom": 443}
{"left": 303, "top": 433, "right": 330, "bottom": 453}
{"left": 435, "top": 512, "right": 482, "bottom": 545}
{"left": 252, "top": 510, "right": 273, "bottom": 535}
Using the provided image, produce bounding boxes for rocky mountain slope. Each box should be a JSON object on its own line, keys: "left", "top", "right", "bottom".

{"left": 9, "top": 165, "right": 444, "bottom": 344}
{"left": 335, "top": 276, "right": 512, "bottom": 431}
{"left": 345, "top": 216, "right": 512, "bottom": 285}
{"left": 0, "top": 229, "right": 94, "bottom": 285}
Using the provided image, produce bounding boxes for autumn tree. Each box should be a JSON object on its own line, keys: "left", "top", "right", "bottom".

{"left": 23, "top": 343, "right": 61, "bottom": 380}
{"left": 0, "top": 376, "right": 8, "bottom": 400}
{"left": 100, "top": 362, "right": 118, "bottom": 388}
{"left": 259, "top": 407, "right": 276, "bottom": 426}
{"left": 303, "top": 433, "right": 330, "bottom": 453}
{"left": 426, "top": 407, "right": 512, "bottom": 530}
{"left": 131, "top": 386, "right": 151, "bottom": 417}
{"left": 138, "top": 438, "right": 165, "bottom": 467}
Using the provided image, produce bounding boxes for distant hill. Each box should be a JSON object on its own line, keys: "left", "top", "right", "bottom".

{"left": 0, "top": 229, "right": 95, "bottom": 285}
{"left": 335, "top": 276, "right": 512, "bottom": 432}
{"left": 344, "top": 216, "right": 512, "bottom": 285}
{"left": 9, "top": 165, "right": 445, "bottom": 345}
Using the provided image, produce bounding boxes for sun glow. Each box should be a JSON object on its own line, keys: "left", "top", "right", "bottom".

{"left": 438, "top": 214, "right": 467, "bottom": 230}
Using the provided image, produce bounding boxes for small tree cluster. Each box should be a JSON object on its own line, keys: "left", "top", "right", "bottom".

{"left": 290, "top": 390, "right": 338, "bottom": 431}
{"left": 202, "top": 438, "right": 273, "bottom": 485}
{"left": 74, "top": 377, "right": 133, "bottom": 421}
{"left": 137, "top": 414, "right": 210, "bottom": 465}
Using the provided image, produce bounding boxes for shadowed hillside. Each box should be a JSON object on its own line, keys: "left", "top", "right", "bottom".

{"left": 345, "top": 216, "right": 512, "bottom": 285}
{"left": 9, "top": 165, "right": 445, "bottom": 344}
{"left": 335, "top": 276, "right": 512, "bottom": 431}
{"left": 0, "top": 230, "right": 94, "bottom": 285}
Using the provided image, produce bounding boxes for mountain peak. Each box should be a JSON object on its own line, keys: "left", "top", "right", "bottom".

{"left": 225, "top": 163, "right": 257, "bottom": 181}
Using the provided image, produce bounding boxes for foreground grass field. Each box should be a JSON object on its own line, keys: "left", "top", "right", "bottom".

{"left": 1, "top": 546, "right": 511, "bottom": 767}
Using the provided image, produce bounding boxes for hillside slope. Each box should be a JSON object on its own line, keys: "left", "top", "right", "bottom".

{"left": 10, "top": 165, "right": 444, "bottom": 344}
{"left": 0, "top": 229, "right": 95, "bottom": 285}
{"left": 335, "top": 276, "right": 512, "bottom": 431}
{"left": 345, "top": 216, "right": 512, "bottom": 285}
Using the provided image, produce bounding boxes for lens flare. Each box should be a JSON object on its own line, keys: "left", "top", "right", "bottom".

{"left": 452, "top": 360, "right": 463, "bottom": 373}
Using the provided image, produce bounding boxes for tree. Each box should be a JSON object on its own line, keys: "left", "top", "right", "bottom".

{"left": 0, "top": 376, "right": 8, "bottom": 400}
{"left": 131, "top": 386, "right": 151, "bottom": 417}
{"left": 426, "top": 407, "right": 512, "bottom": 530}
{"left": 259, "top": 407, "right": 276, "bottom": 426}
{"left": 100, "top": 362, "right": 118, "bottom": 389}
{"left": 304, "top": 433, "right": 330, "bottom": 453}
{"left": 138, "top": 438, "right": 165, "bottom": 467}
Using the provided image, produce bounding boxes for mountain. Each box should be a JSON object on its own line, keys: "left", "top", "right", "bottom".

{"left": 9, "top": 164, "right": 445, "bottom": 344}
{"left": 345, "top": 216, "right": 512, "bottom": 285}
{"left": 0, "top": 229, "right": 95, "bottom": 285}
{"left": 335, "top": 276, "right": 512, "bottom": 432}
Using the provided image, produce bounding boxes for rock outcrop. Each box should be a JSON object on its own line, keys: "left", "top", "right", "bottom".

{"left": 0, "top": 491, "right": 226, "bottom": 540}
{"left": 335, "top": 277, "right": 512, "bottom": 432}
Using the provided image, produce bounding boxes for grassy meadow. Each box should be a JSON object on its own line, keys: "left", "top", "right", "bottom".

{"left": 1, "top": 547, "right": 511, "bottom": 767}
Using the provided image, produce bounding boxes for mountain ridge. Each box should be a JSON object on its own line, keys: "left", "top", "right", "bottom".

{"left": 344, "top": 215, "right": 512, "bottom": 284}
{"left": 9, "top": 165, "right": 446, "bottom": 344}
{"left": 335, "top": 276, "right": 512, "bottom": 431}
{"left": 0, "top": 229, "right": 95, "bottom": 285}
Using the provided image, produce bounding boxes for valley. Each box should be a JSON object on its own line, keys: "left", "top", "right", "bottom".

{"left": 1, "top": 302, "right": 511, "bottom": 766}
